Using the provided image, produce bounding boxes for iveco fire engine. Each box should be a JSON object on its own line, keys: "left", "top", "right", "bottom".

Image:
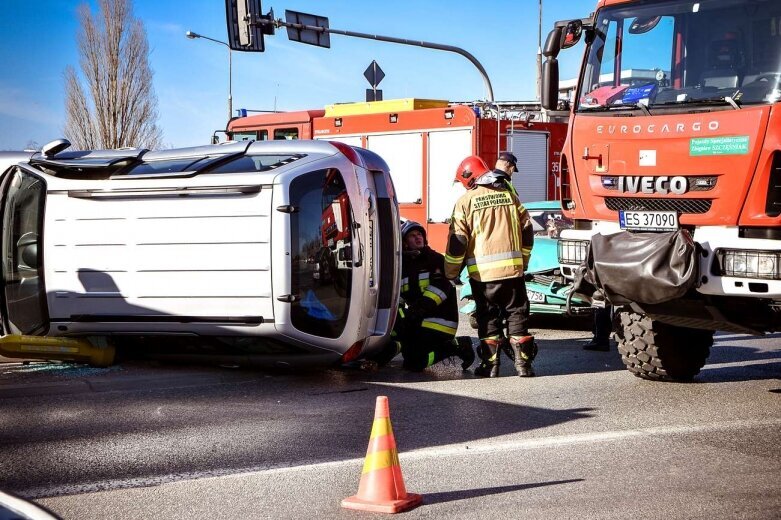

{"left": 541, "top": 0, "right": 780, "bottom": 381}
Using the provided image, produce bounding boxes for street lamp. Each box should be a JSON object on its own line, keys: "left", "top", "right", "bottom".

{"left": 186, "top": 30, "right": 233, "bottom": 121}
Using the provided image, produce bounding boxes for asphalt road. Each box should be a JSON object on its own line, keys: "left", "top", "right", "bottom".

{"left": 0, "top": 317, "right": 779, "bottom": 519}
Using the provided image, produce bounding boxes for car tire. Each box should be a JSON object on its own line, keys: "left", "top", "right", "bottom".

{"left": 615, "top": 309, "right": 712, "bottom": 382}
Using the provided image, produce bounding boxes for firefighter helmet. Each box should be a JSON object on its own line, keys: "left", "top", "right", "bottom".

{"left": 400, "top": 220, "right": 427, "bottom": 244}
{"left": 455, "top": 155, "right": 490, "bottom": 189}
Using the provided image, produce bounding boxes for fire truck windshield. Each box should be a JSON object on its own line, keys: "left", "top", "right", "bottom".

{"left": 577, "top": 0, "right": 781, "bottom": 112}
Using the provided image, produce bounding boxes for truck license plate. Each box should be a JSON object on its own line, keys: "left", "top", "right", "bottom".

{"left": 619, "top": 210, "right": 679, "bottom": 232}
{"left": 527, "top": 290, "right": 545, "bottom": 303}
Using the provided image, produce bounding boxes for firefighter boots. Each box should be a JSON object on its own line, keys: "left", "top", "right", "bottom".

{"left": 499, "top": 337, "right": 514, "bottom": 362}
{"left": 474, "top": 339, "right": 501, "bottom": 378}
{"left": 371, "top": 340, "right": 402, "bottom": 367}
{"left": 509, "top": 335, "right": 537, "bottom": 377}
{"left": 452, "top": 336, "right": 476, "bottom": 370}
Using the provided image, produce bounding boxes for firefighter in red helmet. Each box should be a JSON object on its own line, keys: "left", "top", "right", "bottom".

{"left": 375, "top": 220, "right": 475, "bottom": 371}
{"left": 445, "top": 152, "right": 537, "bottom": 378}
{"left": 454, "top": 155, "right": 491, "bottom": 189}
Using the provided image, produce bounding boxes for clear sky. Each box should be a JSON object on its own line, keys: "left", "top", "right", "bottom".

{"left": 0, "top": 0, "right": 595, "bottom": 150}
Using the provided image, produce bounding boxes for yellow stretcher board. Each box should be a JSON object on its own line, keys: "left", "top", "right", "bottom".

{"left": 0, "top": 335, "right": 115, "bottom": 367}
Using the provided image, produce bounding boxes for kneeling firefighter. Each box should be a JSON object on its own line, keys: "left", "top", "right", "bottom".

{"left": 379, "top": 220, "right": 475, "bottom": 371}
{"left": 445, "top": 154, "right": 538, "bottom": 377}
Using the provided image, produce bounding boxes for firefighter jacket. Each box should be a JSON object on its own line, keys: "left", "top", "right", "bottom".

{"left": 400, "top": 246, "right": 460, "bottom": 337}
{"left": 444, "top": 171, "right": 534, "bottom": 282}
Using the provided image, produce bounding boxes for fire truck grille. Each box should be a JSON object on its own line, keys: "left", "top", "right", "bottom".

{"left": 605, "top": 197, "right": 712, "bottom": 214}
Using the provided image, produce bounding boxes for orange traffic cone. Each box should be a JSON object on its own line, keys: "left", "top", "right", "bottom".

{"left": 341, "top": 396, "right": 423, "bottom": 513}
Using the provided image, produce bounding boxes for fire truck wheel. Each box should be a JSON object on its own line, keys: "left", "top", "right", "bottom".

{"left": 615, "top": 309, "right": 712, "bottom": 382}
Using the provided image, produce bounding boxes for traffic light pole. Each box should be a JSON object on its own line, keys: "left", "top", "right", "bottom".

{"left": 261, "top": 18, "right": 495, "bottom": 102}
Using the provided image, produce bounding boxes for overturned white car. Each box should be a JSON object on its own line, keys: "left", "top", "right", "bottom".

{"left": 0, "top": 139, "right": 400, "bottom": 367}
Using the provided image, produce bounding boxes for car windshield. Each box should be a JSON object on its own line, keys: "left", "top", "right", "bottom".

{"left": 528, "top": 208, "right": 573, "bottom": 238}
{"left": 577, "top": 0, "right": 781, "bottom": 111}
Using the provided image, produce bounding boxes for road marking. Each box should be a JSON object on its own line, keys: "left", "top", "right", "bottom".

{"left": 402, "top": 418, "right": 781, "bottom": 458}
{"left": 27, "top": 417, "right": 781, "bottom": 499}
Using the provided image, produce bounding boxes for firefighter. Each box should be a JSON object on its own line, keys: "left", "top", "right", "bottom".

{"left": 378, "top": 220, "right": 475, "bottom": 372}
{"left": 445, "top": 153, "right": 537, "bottom": 378}
{"left": 584, "top": 305, "right": 613, "bottom": 351}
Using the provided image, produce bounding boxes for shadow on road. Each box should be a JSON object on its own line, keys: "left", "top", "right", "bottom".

{"left": 695, "top": 333, "right": 781, "bottom": 383}
{"left": 699, "top": 360, "right": 781, "bottom": 383}
{"left": 359, "top": 340, "right": 627, "bottom": 380}
{"left": 0, "top": 365, "right": 596, "bottom": 499}
{"left": 710, "top": 333, "right": 781, "bottom": 359}
{"left": 423, "top": 479, "right": 584, "bottom": 505}
{"left": 2, "top": 329, "right": 779, "bottom": 498}
{"left": 530, "top": 314, "right": 592, "bottom": 331}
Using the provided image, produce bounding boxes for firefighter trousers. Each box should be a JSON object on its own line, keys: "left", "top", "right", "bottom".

{"left": 470, "top": 276, "right": 530, "bottom": 339}
{"left": 393, "top": 317, "right": 458, "bottom": 371}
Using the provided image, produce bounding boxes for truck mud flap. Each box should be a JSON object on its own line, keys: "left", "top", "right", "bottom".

{"left": 571, "top": 230, "right": 699, "bottom": 306}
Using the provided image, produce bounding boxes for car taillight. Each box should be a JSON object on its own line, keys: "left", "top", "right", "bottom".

{"left": 340, "top": 339, "right": 366, "bottom": 364}
{"left": 329, "top": 141, "right": 365, "bottom": 168}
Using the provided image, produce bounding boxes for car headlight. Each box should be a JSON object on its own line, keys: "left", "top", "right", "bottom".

{"left": 719, "top": 249, "right": 781, "bottom": 280}
{"left": 558, "top": 239, "right": 589, "bottom": 265}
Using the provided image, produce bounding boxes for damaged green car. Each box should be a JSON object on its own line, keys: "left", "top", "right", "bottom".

{"left": 459, "top": 201, "right": 592, "bottom": 326}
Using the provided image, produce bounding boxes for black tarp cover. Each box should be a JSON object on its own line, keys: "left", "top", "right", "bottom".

{"left": 572, "top": 230, "right": 699, "bottom": 306}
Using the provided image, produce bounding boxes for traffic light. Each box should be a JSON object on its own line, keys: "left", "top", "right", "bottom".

{"left": 225, "top": 0, "right": 273, "bottom": 51}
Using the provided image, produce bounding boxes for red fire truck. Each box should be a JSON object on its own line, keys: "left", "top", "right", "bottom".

{"left": 541, "top": 0, "right": 781, "bottom": 381}
{"left": 314, "top": 170, "right": 353, "bottom": 292}
{"left": 227, "top": 99, "right": 567, "bottom": 251}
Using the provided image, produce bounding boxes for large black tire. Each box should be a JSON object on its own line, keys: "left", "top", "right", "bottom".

{"left": 615, "top": 310, "right": 713, "bottom": 382}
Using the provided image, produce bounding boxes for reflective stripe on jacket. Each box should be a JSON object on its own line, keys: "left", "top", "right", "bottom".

{"left": 401, "top": 247, "right": 459, "bottom": 330}
{"left": 444, "top": 180, "right": 533, "bottom": 282}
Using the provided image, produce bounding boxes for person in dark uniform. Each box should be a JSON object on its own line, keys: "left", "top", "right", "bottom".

{"left": 377, "top": 220, "right": 475, "bottom": 371}
{"left": 583, "top": 305, "right": 613, "bottom": 351}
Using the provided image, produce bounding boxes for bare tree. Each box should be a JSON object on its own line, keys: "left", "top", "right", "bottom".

{"left": 64, "top": 0, "right": 162, "bottom": 150}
